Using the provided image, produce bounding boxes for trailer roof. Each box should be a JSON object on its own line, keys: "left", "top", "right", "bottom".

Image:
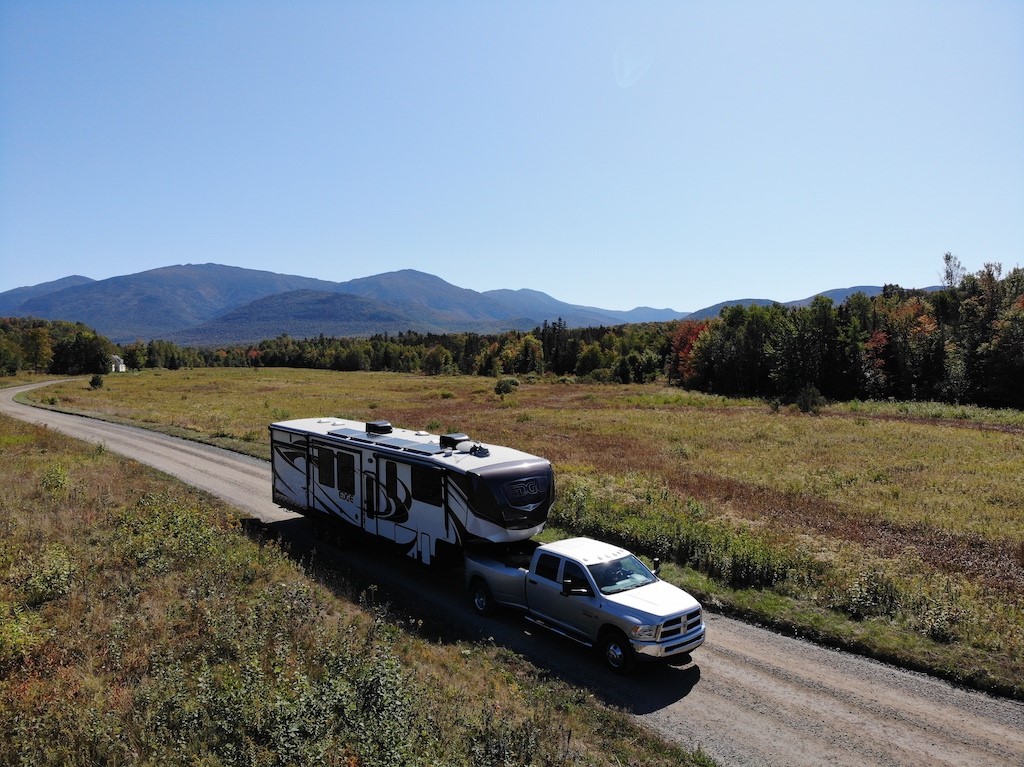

{"left": 271, "top": 417, "right": 548, "bottom": 470}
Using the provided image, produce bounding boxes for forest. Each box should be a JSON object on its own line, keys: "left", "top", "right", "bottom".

{"left": 3, "top": 256, "right": 1022, "bottom": 409}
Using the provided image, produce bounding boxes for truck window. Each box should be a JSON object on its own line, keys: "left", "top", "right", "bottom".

{"left": 562, "top": 561, "right": 590, "bottom": 592}
{"left": 534, "top": 553, "right": 560, "bottom": 582}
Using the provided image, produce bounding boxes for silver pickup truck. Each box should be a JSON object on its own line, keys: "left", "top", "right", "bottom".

{"left": 464, "top": 536, "right": 705, "bottom": 672}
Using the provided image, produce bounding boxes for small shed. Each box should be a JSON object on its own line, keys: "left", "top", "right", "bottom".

{"left": 110, "top": 354, "right": 127, "bottom": 373}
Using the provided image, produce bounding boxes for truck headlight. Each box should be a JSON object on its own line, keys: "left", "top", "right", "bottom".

{"left": 630, "top": 624, "right": 657, "bottom": 640}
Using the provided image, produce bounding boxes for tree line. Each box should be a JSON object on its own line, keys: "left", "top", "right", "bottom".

{"left": 671, "top": 256, "right": 1023, "bottom": 409}
{"left": 3, "top": 256, "right": 1021, "bottom": 409}
{"left": 0, "top": 318, "right": 114, "bottom": 376}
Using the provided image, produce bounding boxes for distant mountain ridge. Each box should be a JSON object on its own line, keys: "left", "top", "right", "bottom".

{"left": 0, "top": 263, "right": 921, "bottom": 346}
{"left": 683, "top": 286, "right": 893, "bottom": 321}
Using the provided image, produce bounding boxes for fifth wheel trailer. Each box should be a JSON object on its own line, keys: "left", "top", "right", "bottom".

{"left": 269, "top": 418, "right": 555, "bottom": 565}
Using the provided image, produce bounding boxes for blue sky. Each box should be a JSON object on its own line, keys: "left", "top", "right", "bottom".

{"left": 1, "top": 2, "right": 1021, "bottom": 312}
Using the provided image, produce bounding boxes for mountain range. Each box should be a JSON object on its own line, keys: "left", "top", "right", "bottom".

{"left": 0, "top": 263, "right": 895, "bottom": 346}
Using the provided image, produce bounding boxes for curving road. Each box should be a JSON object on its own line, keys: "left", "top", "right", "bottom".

{"left": 3, "top": 382, "right": 1022, "bottom": 766}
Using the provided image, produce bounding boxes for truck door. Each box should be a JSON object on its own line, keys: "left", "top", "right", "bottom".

{"left": 527, "top": 555, "right": 599, "bottom": 641}
{"left": 525, "top": 552, "right": 566, "bottom": 624}
{"left": 557, "top": 560, "right": 601, "bottom": 639}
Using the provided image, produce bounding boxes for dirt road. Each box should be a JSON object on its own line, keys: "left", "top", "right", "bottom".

{"left": 3, "top": 382, "right": 1022, "bottom": 766}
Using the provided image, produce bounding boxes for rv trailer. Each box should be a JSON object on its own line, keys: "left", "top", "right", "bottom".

{"left": 269, "top": 418, "right": 554, "bottom": 565}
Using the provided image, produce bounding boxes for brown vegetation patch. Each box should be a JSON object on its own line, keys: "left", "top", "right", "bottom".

{"left": 371, "top": 393, "right": 1024, "bottom": 594}
{"left": 664, "top": 467, "right": 1024, "bottom": 595}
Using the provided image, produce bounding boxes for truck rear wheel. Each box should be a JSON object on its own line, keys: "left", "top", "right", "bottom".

{"left": 600, "top": 630, "right": 636, "bottom": 674}
{"left": 470, "top": 579, "right": 495, "bottom": 616}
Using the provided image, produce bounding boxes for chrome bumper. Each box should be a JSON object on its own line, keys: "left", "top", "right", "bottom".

{"left": 632, "top": 625, "right": 706, "bottom": 660}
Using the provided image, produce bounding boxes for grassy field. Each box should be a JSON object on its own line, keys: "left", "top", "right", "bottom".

{"left": 0, "top": 410, "right": 711, "bottom": 766}
{"left": 16, "top": 368, "right": 1024, "bottom": 699}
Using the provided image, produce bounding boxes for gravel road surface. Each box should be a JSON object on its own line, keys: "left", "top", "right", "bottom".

{"left": 3, "top": 382, "right": 1022, "bottom": 766}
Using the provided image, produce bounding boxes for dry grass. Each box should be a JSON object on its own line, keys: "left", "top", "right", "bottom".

{"left": 18, "top": 368, "right": 1024, "bottom": 697}
{"left": 0, "top": 411, "right": 710, "bottom": 766}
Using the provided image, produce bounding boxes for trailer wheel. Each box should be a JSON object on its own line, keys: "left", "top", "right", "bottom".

{"left": 600, "top": 630, "right": 636, "bottom": 674}
{"left": 470, "top": 579, "right": 495, "bottom": 616}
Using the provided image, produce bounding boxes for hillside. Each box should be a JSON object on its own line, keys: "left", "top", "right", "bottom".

{"left": 0, "top": 264, "right": 692, "bottom": 344}
{"left": 0, "top": 275, "right": 95, "bottom": 315}
{"left": 11, "top": 264, "right": 342, "bottom": 342}
{"left": 2, "top": 262, "right": 929, "bottom": 346}
{"left": 162, "top": 289, "right": 441, "bottom": 346}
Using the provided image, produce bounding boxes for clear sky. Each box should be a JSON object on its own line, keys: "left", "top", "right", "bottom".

{"left": 1, "top": 2, "right": 1021, "bottom": 312}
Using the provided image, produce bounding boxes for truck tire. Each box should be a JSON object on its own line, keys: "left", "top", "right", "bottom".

{"left": 600, "top": 629, "right": 636, "bottom": 674}
{"left": 470, "top": 579, "right": 495, "bottom": 616}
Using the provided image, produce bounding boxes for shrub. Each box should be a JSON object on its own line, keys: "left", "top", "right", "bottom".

{"left": 90, "top": 374, "right": 105, "bottom": 389}
{"left": 41, "top": 463, "right": 69, "bottom": 498}
{"left": 826, "top": 568, "right": 901, "bottom": 621}
{"left": 20, "top": 545, "right": 75, "bottom": 607}
{"left": 796, "top": 385, "right": 825, "bottom": 414}
{"left": 0, "top": 602, "right": 43, "bottom": 671}
{"left": 494, "top": 377, "right": 520, "bottom": 397}
{"left": 115, "top": 493, "right": 218, "bottom": 574}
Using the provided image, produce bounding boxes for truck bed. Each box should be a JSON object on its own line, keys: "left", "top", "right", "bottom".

{"left": 463, "top": 539, "right": 540, "bottom": 609}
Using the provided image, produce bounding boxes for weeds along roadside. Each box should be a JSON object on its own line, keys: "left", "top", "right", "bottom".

{"left": 15, "top": 368, "right": 1024, "bottom": 701}
{"left": 0, "top": 414, "right": 710, "bottom": 767}
{"left": 549, "top": 469, "right": 1024, "bottom": 700}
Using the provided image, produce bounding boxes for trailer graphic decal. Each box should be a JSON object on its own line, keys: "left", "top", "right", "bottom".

{"left": 270, "top": 418, "right": 553, "bottom": 564}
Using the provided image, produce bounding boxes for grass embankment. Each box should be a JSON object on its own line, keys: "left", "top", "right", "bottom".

{"left": 20, "top": 368, "right": 1024, "bottom": 699}
{"left": 0, "top": 412, "right": 709, "bottom": 766}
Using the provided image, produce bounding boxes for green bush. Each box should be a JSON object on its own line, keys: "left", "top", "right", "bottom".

{"left": 826, "top": 568, "right": 901, "bottom": 621}
{"left": 115, "top": 493, "right": 217, "bottom": 574}
{"left": 20, "top": 545, "right": 75, "bottom": 607}
{"left": 494, "top": 377, "right": 520, "bottom": 397}
{"left": 41, "top": 463, "right": 69, "bottom": 498}
{"left": 0, "top": 602, "right": 43, "bottom": 671}
{"left": 796, "top": 385, "right": 825, "bottom": 414}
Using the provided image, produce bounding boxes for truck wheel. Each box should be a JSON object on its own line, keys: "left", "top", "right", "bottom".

{"left": 470, "top": 579, "right": 495, "bottom": 616}
{"left": 600, "top": 630, "right": 636, "bottom": 674}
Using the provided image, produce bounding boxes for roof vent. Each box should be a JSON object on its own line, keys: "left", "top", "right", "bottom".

{"left": 440, "top": 432, "right": 469, "bottom": 449}
{"left": 366, "top": 420, "right": 393, "bottom": 435}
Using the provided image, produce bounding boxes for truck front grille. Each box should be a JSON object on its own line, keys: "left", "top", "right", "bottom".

{"left": 659, "top": 608, "right": 702, "bottom": 641}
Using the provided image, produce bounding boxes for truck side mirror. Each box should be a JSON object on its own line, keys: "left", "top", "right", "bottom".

{"left": 561, "top": 577, "right": 592, "bottom": 597}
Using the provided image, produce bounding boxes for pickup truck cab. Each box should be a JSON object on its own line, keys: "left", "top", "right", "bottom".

{"left": 464, "top": 537, "right": 705, "bottom": 672}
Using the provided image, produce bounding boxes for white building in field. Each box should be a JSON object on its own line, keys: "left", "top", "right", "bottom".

{"left": 110, "top": 355, "right": 126, "bottom": 373}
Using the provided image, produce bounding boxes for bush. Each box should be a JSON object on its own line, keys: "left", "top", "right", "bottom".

{"left": 41, "top": 463, "right": 69, "bottom": 498}
{"left": 0, "top": 603, "right": 43, "bottom": 670}
{"left": 494, "top": 377, "right": 520, "bottom": 397}
{"left": 20, "top": 545, "right": 75, "bottom": 607}
{"left": 796, "top": 385, "right": 825, "bottom": 414}
{"left": 90, "top": 374, "right": 104, "bottom": 389}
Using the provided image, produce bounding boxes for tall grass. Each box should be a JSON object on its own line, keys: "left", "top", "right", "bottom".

{"left": 16, "top": 369, "right": 1024, "bottom": 698}
{"left": 0, "top": 413, "right": 709, "bottom": 766}
{"left": 554, "top": 471, "right": 810, "bottom": 589}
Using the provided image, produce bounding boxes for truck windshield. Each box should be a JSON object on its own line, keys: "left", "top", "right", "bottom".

{"left": 588, "top": 555, "right": 656, "bottom": 595}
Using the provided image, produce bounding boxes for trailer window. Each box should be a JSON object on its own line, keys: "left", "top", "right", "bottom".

{"left": 317, "top": 447, "right": 335, "bottom": 489}
{"left": 534, "top": 553, "right": 560, "bottom": 582}
{"left": 412, "top": 464, "right": 443, "bottom": 506}
{"left": 337, "top": 451, "right": 356, "bottom": 496}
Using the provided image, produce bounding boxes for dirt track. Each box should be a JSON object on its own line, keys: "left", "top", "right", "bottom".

{"left": 3, "top": 382, "right": 1022, "bottom": 766}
